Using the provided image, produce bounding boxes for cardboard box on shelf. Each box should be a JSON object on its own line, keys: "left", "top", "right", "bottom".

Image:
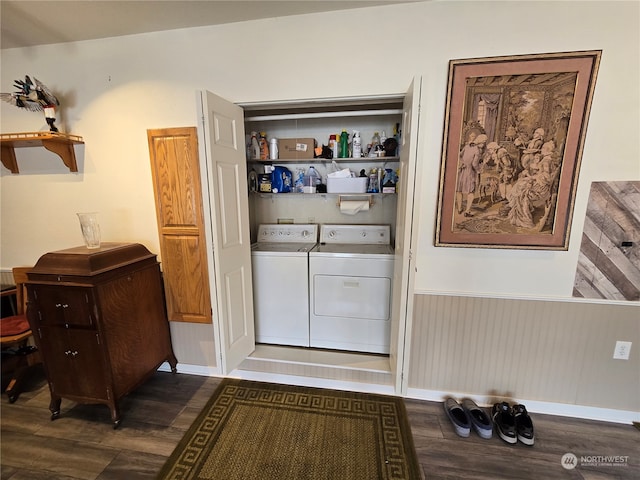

{"left": 278, "top": 138, "right": 316, "bottom": 159}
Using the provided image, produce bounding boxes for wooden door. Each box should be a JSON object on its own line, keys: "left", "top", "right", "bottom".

{"left": 198, "top": 91, "right": 255, "bottom": 374}
{"left": 390, "top": 78, "right": 422, "bottom": 394}
{"left": 147, "top": 127, "right": 212, "bottom": 324}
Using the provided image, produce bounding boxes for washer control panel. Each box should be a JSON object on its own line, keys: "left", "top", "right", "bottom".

{"left": 257, "top": 224, "right": 319, "bottom": 243}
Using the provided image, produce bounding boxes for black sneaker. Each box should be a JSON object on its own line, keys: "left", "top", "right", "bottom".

{"left": 492, "top": 402, "right": 517, "bottom": 444}
{"left": 512, "top": 404, "right": 535, "bottom": 445}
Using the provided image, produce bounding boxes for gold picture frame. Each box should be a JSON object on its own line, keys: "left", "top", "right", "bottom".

{"left": 435, "top": 50, "right": 602, "bottom": 250}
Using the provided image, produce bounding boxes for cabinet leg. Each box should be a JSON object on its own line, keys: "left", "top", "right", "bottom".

{"left": 109, "top": 404, "right": 121, "bottom": 429}
{"left": 168, "top": 354, "right": 178, "bottom": 374}
{"left": 49, "top": 395, "right": 61, "bottom": 421}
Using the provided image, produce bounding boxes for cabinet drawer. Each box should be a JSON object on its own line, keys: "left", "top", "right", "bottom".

{"left": 31, "top": 286, "right": 95, "bottom": 327}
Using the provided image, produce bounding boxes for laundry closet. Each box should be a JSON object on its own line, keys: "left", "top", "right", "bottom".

{"left": 193, "top": 80, "right": 420, "bottom": 394}
{"left": 244, "top": 97, "right": 403, "bottom": 354}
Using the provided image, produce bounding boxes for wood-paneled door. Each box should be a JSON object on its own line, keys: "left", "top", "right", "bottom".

{"left": 147, "top": 127, "right": 212, "bottom": 324}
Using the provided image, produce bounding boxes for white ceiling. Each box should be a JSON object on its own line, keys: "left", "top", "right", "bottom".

{"left": 1, "top": 0, "right": 417, "bottom": 49}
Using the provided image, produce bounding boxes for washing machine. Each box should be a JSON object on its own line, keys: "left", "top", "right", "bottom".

{"left": 309, "top": 224, "right": 394, "bottom": 354}
{"left": 251, "top": 224, "right": 318, "bottom": 347}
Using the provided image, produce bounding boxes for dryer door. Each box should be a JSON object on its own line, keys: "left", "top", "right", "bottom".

{"left": 313, "top": 275, "right": 391, "bottom": 321}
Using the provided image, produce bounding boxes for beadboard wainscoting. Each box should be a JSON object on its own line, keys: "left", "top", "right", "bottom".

{"left": 407, "top": 294, "right": 639, "bottom": 423}
{"left": 0, "top": 270, "right": 14, "bottom": 286}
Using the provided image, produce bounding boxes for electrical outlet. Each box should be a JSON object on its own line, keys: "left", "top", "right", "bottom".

{"left": 613, "top": 341, "right": 632, "bottom": 360}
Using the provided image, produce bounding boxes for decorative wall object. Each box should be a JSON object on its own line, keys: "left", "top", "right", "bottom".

{"left": 573, "top": 181, "right": 640, "bottom": 301}
{"left": 435, "top": 51, "right": 601, "bottom": 249}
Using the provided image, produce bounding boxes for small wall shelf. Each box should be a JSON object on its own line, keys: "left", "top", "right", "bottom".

{"left": 0, "top": 132, "right": 84, "bottom": 174}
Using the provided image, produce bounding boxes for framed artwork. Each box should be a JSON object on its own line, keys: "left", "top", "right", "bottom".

{"left": 435, "top": 50, "right": 602, "bottom": 250}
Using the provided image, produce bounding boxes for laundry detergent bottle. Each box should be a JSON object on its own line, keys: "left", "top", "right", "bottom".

{"left": 259, "top": 132, "right": 269, "bottom": 160}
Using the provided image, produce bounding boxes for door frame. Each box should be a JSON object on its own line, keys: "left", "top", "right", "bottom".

{"left": 196, "top": 80, "right": 422, "bottom": 393}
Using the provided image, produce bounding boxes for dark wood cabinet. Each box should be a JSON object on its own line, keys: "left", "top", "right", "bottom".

{"left": 26, "top": 243, "right": 177, "bottom": 427}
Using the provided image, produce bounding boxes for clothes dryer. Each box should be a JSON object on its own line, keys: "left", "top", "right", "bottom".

{"left": 308, "top": 224, "right": 394, "bottom": 354}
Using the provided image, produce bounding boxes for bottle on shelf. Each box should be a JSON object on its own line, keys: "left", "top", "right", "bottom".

{"left": 394, "top": 123, "right": 401, "bottom": 157}
{"left": 368, "top": 131, "right": 380, "bottom": 157}
{"left": 328, "top": 134, "right": 337, "bottom": 159}
{"left": 352, "top": 130, "right": 362, "bottom": 158}
{"left": 294, "top": 168, "right": 305, "bottom": 193}
{"left": 259, "top": 132, "right": 269, "bottom": 160}
{"left": 269, "top": 138, "right": 278, "bottom": 160}
{"left": 339, "top": 129, "right": 349, "bottom": 158}
{"left": 368, "top": 167, "right": 379, "bottom": 193}
{"left": 250, "top": 132, "right": 260, "bottom": 160}
{"left": 305, "top": 165, "right": 321, "bottom": 193}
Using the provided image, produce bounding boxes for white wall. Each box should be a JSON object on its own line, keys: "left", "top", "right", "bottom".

{"left": 411, "top": 2, "right": 640, "bottom": 299}
{"left": 2, "top": 1, "right": 638, "bottom": 300}
{"left": 1, "top": 1, "right": 638, "bottom": 381}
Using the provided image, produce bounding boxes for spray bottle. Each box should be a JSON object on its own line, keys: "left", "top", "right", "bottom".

{"left": 352, "top": 131, "right": 362, "bottom": 158}
{"left": 339, "top": 129, "right": 349, "bottom": 158}
{"left": 368, "top": 131, "right": 380, "bottom": 157}
{"left": 250, "top": 132, "right": 260, "bottom": 160}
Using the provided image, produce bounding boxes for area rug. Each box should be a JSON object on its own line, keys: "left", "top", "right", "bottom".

{"left": 158, "top": 378, "right": 421, "bottom": 480}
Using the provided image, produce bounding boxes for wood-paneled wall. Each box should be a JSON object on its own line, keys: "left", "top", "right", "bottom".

{"left": 574, "top": 181, "right": 640, "bottom": 301}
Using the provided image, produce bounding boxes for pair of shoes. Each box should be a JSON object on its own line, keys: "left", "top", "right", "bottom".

{"left": 492, "top": 402, "right": 535, "bottom": 445}
{"left": 444, "top": 398, "right": 492, "bottom": 439}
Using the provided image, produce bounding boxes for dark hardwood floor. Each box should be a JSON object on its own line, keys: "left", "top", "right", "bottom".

{"left": 1, "top": 368, "right": 638, "bottom": 479}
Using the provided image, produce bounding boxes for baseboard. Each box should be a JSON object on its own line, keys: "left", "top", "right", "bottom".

{"left": 158, "top": 361, "right": 220, "bottom": 377}
{"left": 158, "top": 363, "right": 638, "bottom": 425}
{"left": 164, "top": 362, "right": 395, "bottom": 395}
{"left": 406, "top": 387, "right": 640, "bottom": 425}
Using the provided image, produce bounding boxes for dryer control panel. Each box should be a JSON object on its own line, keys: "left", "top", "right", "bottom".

{"left": 319, "top": 224, "right": 391, "bottom": 245}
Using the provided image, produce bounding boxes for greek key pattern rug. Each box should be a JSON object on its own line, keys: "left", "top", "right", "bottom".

{"left": 158, "top": 378, "right": 421, "bottom": 479}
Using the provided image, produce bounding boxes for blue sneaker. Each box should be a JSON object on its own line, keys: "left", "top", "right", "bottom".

{"left": 444, "top": 397, "right": 471, "bottom": 437}
{"left": 462, "top": 399, "right": 492, "bottom": 439}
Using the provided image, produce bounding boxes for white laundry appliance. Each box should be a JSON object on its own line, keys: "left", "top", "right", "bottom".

{"left": 251, "top": 224, "right": 318, "bottom": 347}
{"left": 308, "top": 224, "right": 394, "bottom": 354}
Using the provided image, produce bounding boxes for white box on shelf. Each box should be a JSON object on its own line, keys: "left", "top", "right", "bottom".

{"left": 326, "top": 177, "right": 368, "bottom": 193}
